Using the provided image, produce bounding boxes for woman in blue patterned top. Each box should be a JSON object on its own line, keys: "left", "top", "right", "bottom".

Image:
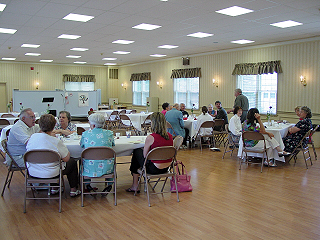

{"left": 80, "top": 113, "right": 115, "bottom": 194}
{"left": 242, "top": 108, "right": 291, "bottom": 164}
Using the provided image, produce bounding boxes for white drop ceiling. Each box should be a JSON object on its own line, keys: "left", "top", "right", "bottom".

{"left": 0, "top": 0, "right": 319, "bottom": 66}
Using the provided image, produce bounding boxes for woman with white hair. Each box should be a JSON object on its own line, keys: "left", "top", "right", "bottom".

{"left": 80, "top": 113, "right": 115, "bottom": 193}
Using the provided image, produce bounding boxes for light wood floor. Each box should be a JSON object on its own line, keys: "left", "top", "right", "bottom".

{"left": 1, "top": 147, "right": 320, "bottom": 240}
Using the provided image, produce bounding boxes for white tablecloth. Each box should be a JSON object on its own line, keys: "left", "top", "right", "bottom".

{"left": 237, "top": 123, "right": 294, "bottom": 162}
{"left": 95, "top": 109, "right": 131, "bottom": 118}
{"left": 184, "top": 118, "right": 198, "bottom": 138}
{"left": 64, "top": 136, "right": 147, "bottom": 158}
{"left": 126, "top": 113, "right": 152, "bottom": 131}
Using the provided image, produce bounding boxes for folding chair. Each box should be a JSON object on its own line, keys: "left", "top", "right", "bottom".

{"left": 173, "top": 135, "right": 183, "bottom": 151}
{"left": 119, "top": 115, "right": 140, "bottom": 135}
{"left": 1, "top": 139, "right": 25, "bottom": 196}
{"left": 14, "top": 119, "right": 19, "bottom": 124}
{"left": 129, "top": 109, "right": 137, "bottom": 114}
{"left": 141, "top": 114, "right": 152, "bottom": 135}
{"left": 105, "top": 111, "right": 119, "bottom": 129}
{"left": 23, "top": 150, "right": 65, "bottom": 213}
{"left": 212, "top": 119, "right": 226, "bottom": 146}
{"left": 222, "top": 125, "right": 239, "bottom": 159}
{"left": 1, "top": 114, "right": 15, "bottom": 118}
{"left": 5, "top": 128, "right": 10, "bottom": 139}
{"left": 119, "top": 109, "right": 126, "bottom": 115}
{"left": 193, "top": 121, "right": 215, "bottom": 151}
{"left": 239, "top": 131, "right": 269, "bottom": 173}
{"left": 77, "top": 126, "right": 86, "bottom": 135}
{"left": 288, "top": 129, "right": 313, "bottom": 169}
{"left": 0, "top": 119, "right": 10, "bottom": 133}
{"left": 307, "top": 125, "right": 319, "bottom": 161}
{"left": 135, "top": 146, "right": 179, "bottom": 207}
{"left": 166, "top": 121, "right": 177, "bottom": 138}
{"left": 80, "top": 147, "right": 117, "bottom": 206}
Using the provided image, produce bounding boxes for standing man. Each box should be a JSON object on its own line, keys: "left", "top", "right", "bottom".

{"left": 180, "top": 103, "right": 189, "bottom": 117}
{"left": 6, "top": 108, "right": 41, "bottom": 167}
{"left": 227, "top": 88, "right": 249, "bottom": 123}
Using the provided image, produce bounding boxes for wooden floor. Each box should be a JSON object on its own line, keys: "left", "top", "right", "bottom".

{"left": 1, "top": 146, "right": 320, "bottom": 240}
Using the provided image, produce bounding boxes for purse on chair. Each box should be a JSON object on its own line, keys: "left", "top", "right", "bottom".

{"left": 170, "top": 162, "right": 192, "bottom": 192}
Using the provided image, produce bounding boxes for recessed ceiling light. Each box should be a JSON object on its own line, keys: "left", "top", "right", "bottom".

{"left": 66, "top": 55, "right": 81, "bottom": 58}
{"left": 63, "top": 13, "right": 94, "bottom": 22}
{"left": 40, "top": 60, "right": 53, "bottom": 62}
{"left": 102, "top": 58, "right": 117, "bottom": 60}
{"left": 104, "top": 63, "right": 117, "bottom": 65}
{"left": 113, "top": 51, "right": 130, "bottom": 54}
{"left": 270, "top": 20, "right": 303, "bottom": 28}
{"left": 112, "top": 40, "right": 135, "bottom": 44}
{"left": 0, "top": 27, "right": 17, "bottom": 34}
{"left": 2, "top": 57, "right": 15, "bottom": 61}
{"left": 21, "top": 44, "right": 40, "bottom": 48}
{"left": 160, "top": 0, "right": 168, "bottom": 1}
{"left": 158, "top": 45, "right": 179, "bottom": 49}
{"left": 70, "top": 47, "right": 88, "bottom": 51}
{"left": 187, "top": 32, "right": 213, "bottom": 38}
{"left": 0, "top": 3, "right": 6, "bottom": 11}
{"left": 132, "top": 23, "right": 161, "bottom": 31}
{"left": 231, "top": 39, "right": 255, "bottom": 44}
{"left": 216, "top": 6, "right": 253, "bottom": 16}
{"left": 150, "top": 54, "right": 166, "bottom": 57}
{"left": 58, "top": 34, "right": 81, "bottom": 40}
{"left": 74, "top": 61, "right": 86, "bottom": 64}
{"left": 25, "top": 53, "right": 41, "bottom": 56}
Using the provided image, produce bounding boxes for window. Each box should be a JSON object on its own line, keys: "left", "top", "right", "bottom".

{"left": 132, "top": 80, "right": 149, "bottom": 106}
{"left": 237, "top": 73, "right": 277, "bottom": 114}
{"left": 65, "top": 82, "right": 94, "bottom": 91}
{"left": 174, "top": 77, "right": 199, "bottom": 109}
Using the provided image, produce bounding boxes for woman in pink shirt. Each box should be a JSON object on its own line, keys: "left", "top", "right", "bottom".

{"left": 161, "top": 102, "right": 170, "bottom": 115}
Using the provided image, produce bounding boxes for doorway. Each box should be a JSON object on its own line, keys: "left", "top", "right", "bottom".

{"left": 0, "top": 83, "right": 7, "bottom": 112}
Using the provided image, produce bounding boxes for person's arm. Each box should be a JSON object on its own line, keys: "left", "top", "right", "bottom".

{"left": 57, "top": 140, "right": 70, "bottom": 162}
{"left": 62, "top": 152, "right": 70, "bottom": 162}
{"left": 255, "top": 113, "right": 274, "bottom": 138}
{"left": 52, "top": 128, "right": 73, "bottom": 136}
{"left": 288, "top": 126, "right": 301, "bottom": 134}
{"left": 143, "top": 135, "right": 154, "bottom": 158}
{"left": 227, "top": 108, "right": 234, "bottom": 114}
{"left": 178, "top": 112, "right": 184, "bottom": 128}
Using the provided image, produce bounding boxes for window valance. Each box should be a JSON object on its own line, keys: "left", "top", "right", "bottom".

{"left": 63, "top": 74, "right": 96, "bottom": 82}
{"left": 130, "top": 72, "right": 151, "bottom": 81}
{"left": 232, "top": 60, "right": 282, "bottom": 75}
{"left": 170, "top": 67, "right": 201, "bottom": 79}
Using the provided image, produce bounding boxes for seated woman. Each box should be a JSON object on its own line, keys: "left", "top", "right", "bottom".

{"left": 161, "top": 102, "right": 170, "bottom": 115}
{"left": 53, "top": 111, "right": 76, "bottom": 137}
{"left": 208, "top": 104, "right": 216, "bottom": 117}
{"left": 26, "top": 114, "right": 80, "bottom": 197}
{"left": 194, "top": 106, "right": 213, "bottom": 137}
{"left": 127, "top": 112, "right": 173, "bottom": 193}
{"left": 228, "top": 106, "right": 242, "bottom": 144}
{"left": 80, "top": 113, "right": 115, "bottom": 193}
{"left": 283, "top": 106, "right": 312, "bottom": 153}
{"left": 242, "top": 108, "right": 291, "bottom": 165}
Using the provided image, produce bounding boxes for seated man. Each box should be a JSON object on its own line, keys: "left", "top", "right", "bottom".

{"left": 6, "top": 108, "right": 40, "bottom": 167}
{"left": 180, "top": 103, "right": 189, "bottom": 117}
{"left": 53, "top": 111, "right": 76, "bottom": 137}
{"left": 214, "top": 101, "right": 228, "bottom": 131}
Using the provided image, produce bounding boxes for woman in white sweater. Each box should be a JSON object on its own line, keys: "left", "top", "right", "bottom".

{"left": 228, "top": 106, "right": 242, "bottom": 143}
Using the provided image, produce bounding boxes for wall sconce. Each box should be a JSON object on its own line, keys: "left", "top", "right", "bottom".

{"left": 36, "top": 82, "right": 39, "bottom": 90}
{"left": 121, "top": 83, "right": 127, "bottom": 90}
{"left": 212, "top": 79, "right": 218, "bottom": 87}
{"left": 300, "top": 75, "right": 307, "bottom": 86}
{"left": 157, "top": 81, "right": 163, "bottom": 89}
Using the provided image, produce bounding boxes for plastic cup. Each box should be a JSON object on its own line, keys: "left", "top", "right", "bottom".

{"left": 126, "top": 131, "right": 131, "bottom": 138}
{"left": 116, "top": 132, "right": 120, "bottom": 138}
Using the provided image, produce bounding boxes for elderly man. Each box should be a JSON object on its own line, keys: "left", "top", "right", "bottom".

{"left": 215, "top": 101, "right": 228, "bottom": 131}
{"left": 227, "top": 88, "right": 249, "bottom": 123}
{"left": 6, "top": 108, "right": 40, "bottom": 167}
{"left": 180, "top": 103, "right": 189, "bottom": 117}
{"left": 53, "top": 111, "right": 76, "bottom": 136}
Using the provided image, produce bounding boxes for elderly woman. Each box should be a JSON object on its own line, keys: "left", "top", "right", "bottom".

{"left": 228, "top": 106, "right": 242, "bottom": 143}
{"left": 126, "top": 112, "right": 173, "bottom": 193}
{"left": 194, "top": 106, "right": 214, "bottom": 137}
{"left": 53, "top": 111, "right": 76, "bottom": 136}
{"left": 26, "top": 114, "right": 80, "bottom": 197}
{"left": 80, "top": 113, "right": 115, "bottom": 193}
{"left": 283, "top": 106, "right": 312, "bottom": 153}
{"left": 243, "top": 108, "right": 291, "bottom": 165}
{"left": 161, "top": 102, "right": 170, "bottom": 115}
{"left": 208, "top": 104, "right": 216, "bottom": 117}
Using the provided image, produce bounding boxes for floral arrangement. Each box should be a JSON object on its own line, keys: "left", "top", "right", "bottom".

{"left": 191, "top": 103, "right": 195, "bottom": 115}
{"left": 146, "top": 101, "right": 150, "bottom": 108}
{"left": 19, "top": 102, "right": 24, "bottom": 111}
{"left": 46, "top": 104, "right": 51, "bottom": 114}
{"left": 266, "top": 106, "right": 272, "bottom": 121}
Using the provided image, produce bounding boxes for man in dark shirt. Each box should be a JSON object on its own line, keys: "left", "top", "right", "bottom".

{"left": 227, "top": 88, "right": 249, "bottom": 122}
{"left": 214, "top": 101, "right": 228, "bottom": 131}
{"left": 180, "top": 103, "right": 189, "bottom": 117}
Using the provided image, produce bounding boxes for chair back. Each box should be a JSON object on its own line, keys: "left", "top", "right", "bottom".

{"left": 130, "top": 109, "right": 137, "bottom": 114}
{"left": 14, "top": 119, "right": 19, "bottom": 124}
{"left": 214, "top": 119, "right": 225, "bottom": 130}
{"left": 200, "top": 120, "right": 214, "bottom": 128}
{"left": 166, "top": 121, "right": 177, "bottom": 137}
{"left": 119, "top": 114, "right": 130, "bottom": 121}
{"left": 173, "top": 135, "right": 183, "bottom": 150}
{"left": 6, "top": 128, "right": 10, "bottom": 139}
{"left": 145, "top": 146, "right": 177, "bottom": 163}
{"left": 1, "top": 114, "right": 14, "bottom": 118}
{"left": 110, "top": 111, "right": 118, "bottom": 116}
{"left": 81, "top": 146, "right": 116, "bottom": 161}
{"left": 242, "top": 131, "right": 265, "bottom": 142}
{"left": 1, "top": 139, "right": 24, "bottom": 169}
{"left": 24, "top": 150, "right": 61, "bottom": 165}
{"left": 119, "top": 109, "right": 126, "bottom": 115}
{"left": 77, "top": 127, "right": 86, "bottom": 135}
{"left": 0, "top": 119, "right": 10, "bottom": 125}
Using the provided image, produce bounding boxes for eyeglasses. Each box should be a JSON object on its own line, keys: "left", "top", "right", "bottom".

{"left": 27, "top": 115, "right": 35, "bottom": 119}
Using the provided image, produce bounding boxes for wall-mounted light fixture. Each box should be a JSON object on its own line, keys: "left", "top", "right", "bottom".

{"left": 212, "top": 79, "right": 218, "bottom": 87}
{"left": 121, "top": 83, "right": 127, "bottom": 90}
{"left": 36, "top": 82, "right": 39, "bottom": 90}
{"left": 300, "top": 75, "right": 307, "bottom": 86}
{"left": 157, "top": 81, "right": 163, "bottom": 89}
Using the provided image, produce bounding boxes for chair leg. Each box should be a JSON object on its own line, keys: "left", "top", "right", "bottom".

{"left": 1, "top": 170, "right": 11, "bottom": 196}
{"left": 81, "top": 175, "right": 84, "bottom": 207}
{"left": 311, "top": 142, "right": 317, "bottom": 160}
{"left": 145, "top": 175, "right": 151, "bottom": 207}
{"left": 7, "top": 171, "right": 14, "bottom": 188}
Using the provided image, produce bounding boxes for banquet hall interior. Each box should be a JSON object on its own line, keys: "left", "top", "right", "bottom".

{"left": 0, "top": 0, "right": 320, "bottom": 239}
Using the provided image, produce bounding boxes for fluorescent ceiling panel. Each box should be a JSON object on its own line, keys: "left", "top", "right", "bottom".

{"left": 102, "top": 58, "right": 117, "bottom": 60}
{"left": 0, "top": 27, "right": 17, "bottom": 34}
{"left": 270, "top": 20, "right": 303, "bottom": 28}
{"left": 74, "top": 61, "right": 86, "bottom": 64}
{"left": 113, "top": 51, "right": 130, "bottom": 54}
{"left": 216, "top": 6, "right": 253, "bottom": 17}
{"left": 158, "top": 45, "right": 179, "bottom": 49}
{"left": 40, "top": 60, "right": 53, "bottom": 62}
{"left": 58, "top": 34, "right": 81, "bottom": 39}
{"left": 104, "top": 63, "right": 117, "bottom": 65}
{"left": 132, "top": 23, "right": 161, "bottom": 31}
{"left": 0, "top": 3, "right": 6, "bottom": 11}
{"left": 70, "top": 48, "right": 88, "bottom": 51}
{"left": 112, "top": 40, "right": 135, "bottom": 44}
{"left": 2, "top": 57, "right": 15, "bottom": 60}
{"left": 150, "top": 54, "right": 166, "bottom": 57}
{"left": 231, "top": 39, "right": 255, "bottom": 44}
{"left": 66, "top": 55, "right": 81, "bottom": 58}
{"left": 63, "top": 13, "right": 94, "bottom": 22}
{"left": 187, "top": 32, "right": 213, "bottom": 38}
{"left": 21, "top": 44, "right": 40, "bottom": 48}
{"left": 25, "top": 53, "right": 41, "bottom": 56}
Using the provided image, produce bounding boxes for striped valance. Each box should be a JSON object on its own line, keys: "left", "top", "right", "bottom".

{"left": 232, "top": 60, "right": 282, "bottom": 75}
{"left": 170, "top": 67, "right": 201, "bottom": 79}
{"left": 130, "top": 72, "right": 151, "bottom": 81}
{"left": 63, "top": 74, "right": 96, "bottom": 82}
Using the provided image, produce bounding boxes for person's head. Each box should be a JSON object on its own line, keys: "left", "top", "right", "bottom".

{"left": 247, "top": 108, "right": 260, "bottom": 125}
{"left": 215, "top": 101, "right": 222, "bottom": 109}
{"left": 150, "top": 112, "right": 169, "bottom": 140}
{"left": 88, "top": 113, "right": 105, "bottom": 129}
{"left": 235, "top": 88, "right": 242, "bottom": 97}
{"left": 201, "top": 106, "right": 208, "bottom": 115}
{"left": 39, "top": 114, "right": 56, "bottom": 133}
{"left": 173, "top": 103, "right": 180, "bottom": 110}
{"left": 20, "top": 108, "right": 36, "bottom": 128}
{"left": 180, "top": 103, "right": 186, "bottom": 111}
{"left": 162, "top": 102, "right": 170, "bottom": 111}
{"left": 58, "top": 111, "right": 71, "bottom": 125}
{"left": 300, "top": 106, "right": 312, "bottom": 119}
{"left": 295, "top": 106, "right": 301, "bottom": 117}
{"left": 233, "top": 106, "right": 243, "bottom": 117}
{"left": 208, "top": 104, "right": 213, "bottom": 112}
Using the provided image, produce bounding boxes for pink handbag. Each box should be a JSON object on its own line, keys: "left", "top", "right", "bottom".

{"left": 170, "top": 162, "right": 192, "bottom": 192}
